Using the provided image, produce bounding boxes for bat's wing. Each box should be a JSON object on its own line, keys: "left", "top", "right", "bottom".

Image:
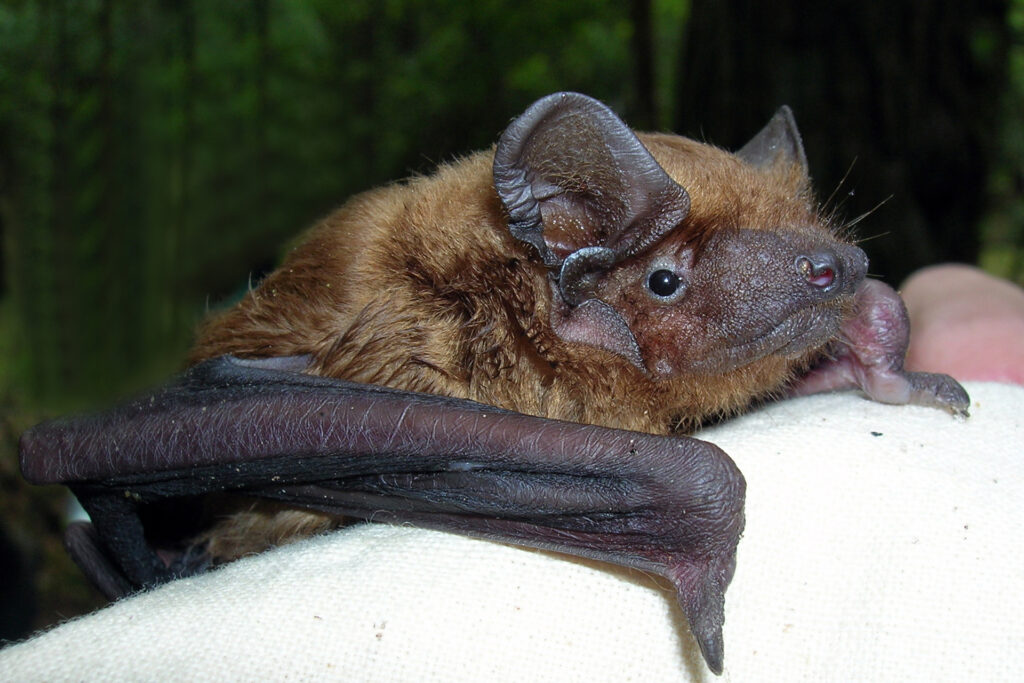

{"left": 19, "top": 356, "right": 744, "bottom": 675}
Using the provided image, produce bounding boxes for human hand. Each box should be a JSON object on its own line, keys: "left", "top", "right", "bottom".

{"left": 901, "top": 264, "right": 1024, "bottom": 386}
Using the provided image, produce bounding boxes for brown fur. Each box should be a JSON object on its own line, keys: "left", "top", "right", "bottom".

{"left": 190, "top": 133, "right": 828, "bottom": 558}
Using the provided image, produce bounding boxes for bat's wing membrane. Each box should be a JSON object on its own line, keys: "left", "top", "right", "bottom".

{"left": 20, "top": 356, "right": 744, "bottom": 674}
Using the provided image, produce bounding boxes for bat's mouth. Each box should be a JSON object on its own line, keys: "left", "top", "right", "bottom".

{"left": 773, "top": 304, "right": 845, "bottom": 357}
{"left": 686, "top": 302, "right": 843, "bottom": 376}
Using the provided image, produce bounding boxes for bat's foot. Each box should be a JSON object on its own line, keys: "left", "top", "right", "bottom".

{"left": 788, "top": 279, "right": 971, "bottom": 416}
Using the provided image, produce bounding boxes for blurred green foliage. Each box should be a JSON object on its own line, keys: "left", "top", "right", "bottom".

{"left": 981, "top": 0, "right": 1024, "bottom": 276}
{"left": 2, "top": 0, "right": 1021, "bottom": 410}
{"left": 0, "top": 0, "right": 686, "bottom": 409}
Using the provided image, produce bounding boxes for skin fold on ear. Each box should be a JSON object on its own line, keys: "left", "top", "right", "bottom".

{"left": 548, "top": 293, "right": 645, "bottom": 371}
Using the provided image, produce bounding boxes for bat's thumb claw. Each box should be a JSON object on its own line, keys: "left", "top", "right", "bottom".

{"left": 670, "top": 558, "right": 733, "bottom": 675}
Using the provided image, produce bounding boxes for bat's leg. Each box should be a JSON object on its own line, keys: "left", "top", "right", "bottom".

{"left": 64, "top": 488, "right": 178, "bottom": 598}
{"left": 63, "top": 521, "right": 135, "bottom": 600}
{"left": 788, "top": 278, "right": 970, "bottom": 415}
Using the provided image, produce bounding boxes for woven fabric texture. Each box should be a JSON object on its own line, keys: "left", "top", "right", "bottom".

{"left": 2, "top": 382, "right": 1020, "bottom": 681}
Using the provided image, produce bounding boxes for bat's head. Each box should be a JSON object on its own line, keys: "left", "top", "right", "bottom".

{"left": 494, "top": 92, "right": 868, "bottom": 382}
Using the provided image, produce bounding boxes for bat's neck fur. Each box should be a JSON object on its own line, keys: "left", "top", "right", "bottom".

{"left": 192, "top": 143, "right": 819, "bottom": 436}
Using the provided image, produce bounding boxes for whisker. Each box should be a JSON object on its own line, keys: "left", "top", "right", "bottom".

{"left": 844, "top": 194, "right": 893, "bottom": 231}
{"left": 852, "top": 231, "right": 891, "bottom": 245}
{"left": 822, "top": 157, "right": 858, "bottom": 212}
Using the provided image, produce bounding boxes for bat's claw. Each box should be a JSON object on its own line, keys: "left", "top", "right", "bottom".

{"left": 904, "top": 370, "right": 971, "bottom": 417}
{"left": 852, "top": 366, "right": 971, "bottom": 418}
{"left": 668, "top": 554, "right": 736, "bottom": 676}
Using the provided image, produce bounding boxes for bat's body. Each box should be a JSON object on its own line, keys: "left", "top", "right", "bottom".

{"left": 19, "top": 93, "right": 968, "bottom": 675}
{"left": 193, "top": 134, "right": 819, "bottom": 434}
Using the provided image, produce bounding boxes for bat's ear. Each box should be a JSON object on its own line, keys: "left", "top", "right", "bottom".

{"left": 493, "top": 92, "right": 691, "bottom": 290}
{"left": 736, "top": 105, "right": 809, "bottom": 175}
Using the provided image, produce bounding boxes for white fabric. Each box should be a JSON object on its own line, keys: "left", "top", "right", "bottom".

{"left": 2, "top": 382, "right": 1021, "bottom": 681}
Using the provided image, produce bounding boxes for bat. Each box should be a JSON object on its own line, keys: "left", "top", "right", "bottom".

{"left": 19, "top": 92, "right": 969, "bottom": 675}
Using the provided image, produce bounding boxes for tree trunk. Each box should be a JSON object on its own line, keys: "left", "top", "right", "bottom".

{"left": 630, "top": 0, "right": 655, "bottom": 130}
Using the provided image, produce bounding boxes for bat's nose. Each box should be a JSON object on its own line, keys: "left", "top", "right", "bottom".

{"left": 794, "top": 244, "right": 868, "bottom": 294}
{"left": 795, "top": 252, "right": 839, "bottom": 288}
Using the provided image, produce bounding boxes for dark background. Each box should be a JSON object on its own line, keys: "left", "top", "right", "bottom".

{"left": 1, "top": 0, "right": 1022, "bottom": 640}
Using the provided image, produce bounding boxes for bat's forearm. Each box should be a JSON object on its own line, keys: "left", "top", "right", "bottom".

{"left": 19, "top": 355, "right": 744, "bottom": 674}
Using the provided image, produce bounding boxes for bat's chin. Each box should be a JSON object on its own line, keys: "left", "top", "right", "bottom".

{"left": 774, "top": 306, "right": 843, "bottom": 358}
{"left": 685, "top": 305, "right": 842, "bottom": 376}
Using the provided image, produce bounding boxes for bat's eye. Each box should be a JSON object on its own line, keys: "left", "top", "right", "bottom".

{"left": 647, "top": 269, "right": 682, "bottom": 298}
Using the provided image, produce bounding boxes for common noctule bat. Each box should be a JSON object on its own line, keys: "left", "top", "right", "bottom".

{"left": 19, "top": 92, "right": 969, "bottom": 675}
